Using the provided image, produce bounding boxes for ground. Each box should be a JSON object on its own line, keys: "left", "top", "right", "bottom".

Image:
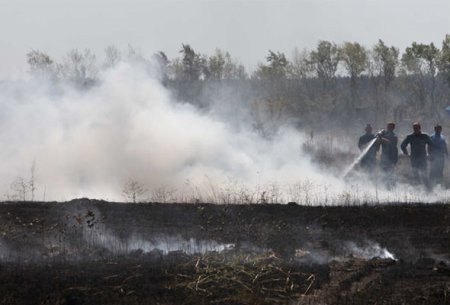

{"left": 0, "top": 199, "right": 449, "bottom": 304}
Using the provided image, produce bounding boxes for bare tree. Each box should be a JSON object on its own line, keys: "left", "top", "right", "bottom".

{"left": 10, "top": 177, "right": 29, "bottom": 201}
{"left": 61, "top": 49, "right": 99, "bottom": 87}
{"left": 103, "top": 45, "right": 121, "bottom": 69}
{"left": 153, "top": 51, "right": 170, "bottom": 82}
{"left": 26, "top": 50, "right": 56, "bottom": 80}
{"left": 122, "top": 179, "right": 147, "bottom": 203}
{"left": 29, "top": 161, "right": 36, "bottom": 201}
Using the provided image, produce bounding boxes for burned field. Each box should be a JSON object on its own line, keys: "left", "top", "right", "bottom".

{"left": 0, "top": 199, "right": 449, "bottom": 305}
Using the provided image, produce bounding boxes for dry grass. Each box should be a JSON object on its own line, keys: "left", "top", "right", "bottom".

{"left": 170, "top": 251, "right": 317, "bottom": 305}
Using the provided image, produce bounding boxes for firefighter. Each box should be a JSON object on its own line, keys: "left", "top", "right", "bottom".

{"left": 429, "top": 124, "right": 448, "bottom": 184}
{"left": 400, "top": 122, "right": 433, "bottom": 186}
{"left": 377, "top": 123, "right": 398, "bottom": 188}
{"left": 358, "top": 124, "right": 377, "bottom": 171}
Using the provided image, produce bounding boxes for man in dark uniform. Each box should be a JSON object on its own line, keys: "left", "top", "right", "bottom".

{"left": 400, "top": 122, "right": 433, "bottom": 186}
{"left": 429, "top": 124, "right": 448, "bottom": 184}
{"left": 378, "top": 122, "right": 398, "bottom": 188}
{"left": 358, "top": 124, "right": 378, "bottom": 171}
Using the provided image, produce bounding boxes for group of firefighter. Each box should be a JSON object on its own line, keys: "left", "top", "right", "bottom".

{"left": 358, "top": 122, "right": 448, "bottom": 189}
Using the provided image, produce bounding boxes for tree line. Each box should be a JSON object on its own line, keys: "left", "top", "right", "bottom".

{"left": 26, "top": 35, "right": 450, "bottom": 133}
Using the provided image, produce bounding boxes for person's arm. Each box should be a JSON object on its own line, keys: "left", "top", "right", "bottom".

{"left": 358, "top": 137, "right": 364, "bottom": 151}
{"left": 426, "top": 135, "right": 434, "bottom": 156}
{"left": 400, "top": 136, "right": 409, "bottom": 155}
{"left": 428, "top": 135, "right": 435, "bottom": 155}
{"left": 376, "top": 130, "right": 390, "bottom": 144}
{"left": 373, "top": 137, "right": 381, "bottom": 151}
{"left": 444, "top": 139, "right": 448, "bottom": 157}
{"left": 378, "top": 136, "right": 390, "bottom": 144}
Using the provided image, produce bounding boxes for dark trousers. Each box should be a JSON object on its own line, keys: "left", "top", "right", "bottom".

{"left": 429, "top": 155, "right": 445, "bottom": 183}
{"left": 380, "top": 161, "right": 396, "bottom": 189}
{"left": 411, "top": 158, "right": 429, "bottom": 187}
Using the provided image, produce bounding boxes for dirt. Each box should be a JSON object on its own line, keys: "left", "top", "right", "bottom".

{"left": 0, "top": 199, "right": 449, "bottom": 304}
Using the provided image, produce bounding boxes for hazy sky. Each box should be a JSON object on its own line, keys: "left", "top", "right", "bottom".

{"left": 1, "top": 0, "right": 450, "bottom": 78}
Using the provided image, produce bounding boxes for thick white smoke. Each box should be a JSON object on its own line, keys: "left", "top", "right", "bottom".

{"left": 0, "top": 63, "right": 328, "bottom": 201}
{"left": 0, "top": 63, "right": 449, "bottom": 203}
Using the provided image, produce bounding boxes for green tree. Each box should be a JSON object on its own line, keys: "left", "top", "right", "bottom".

{"left": 401, "top": 42, "right": 440, "bottom": 112}
{"left": 207, "top": 49, "right": 247, "bottom": 81}
{"left": 340, "top": 42, "right": 368, "bottom": 112}
{"left": 373, "top": 40, "right": 399, "bottom": 91}
{"left": 254, "top": 50, "right": 290, "bottom": 80}
{"left": 290, "top": 48, "right": 316, "bottom": 101}
{"left": 179, "top": 44, "right": 203, "bottom": 81}
{"left": 309, "top": 41, "right": 340, "bottom": 89}
{"left": 438, "top": 34, "right": 450, "bottom": 88}
{"left": 291, "top": 48, "right": 314, "bottom": 79}
{"left": 341, "top": 42, "right": 368, "bottom": 85}
{"left": 153, "top": 51, "right": 170, "bottom": 82}
{"left": 222, "top": 52, "right": 247, "bottom": 80}
{"left": 402, "top": 42, "right": 439, "bottom": 75}
{"left": 371, "top": 40, "right": 399, "bottom": 123}
{"left": 207, "top": 49, "right": 226, "bottom": 81}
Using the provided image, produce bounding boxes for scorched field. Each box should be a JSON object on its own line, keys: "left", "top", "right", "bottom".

{"left": 0, "top": 199, "right": 448, "bottom": 305}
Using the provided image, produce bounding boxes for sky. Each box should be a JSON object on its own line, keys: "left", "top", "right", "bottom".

{"left": 1, "top": 0, "right": 450, "bottom": 79}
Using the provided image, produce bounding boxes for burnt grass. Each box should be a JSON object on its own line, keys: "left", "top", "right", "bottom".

{"left": 0, "top": 199, "right": 449, "bottom": 304}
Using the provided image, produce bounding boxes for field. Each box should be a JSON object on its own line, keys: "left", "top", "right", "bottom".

{"left": 0, "top": 199, "right": 449, "bottom": 305}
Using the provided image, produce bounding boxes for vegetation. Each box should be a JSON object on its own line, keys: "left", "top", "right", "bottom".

{"left": 24, "top": 35, "right": 450, "bottom": 131}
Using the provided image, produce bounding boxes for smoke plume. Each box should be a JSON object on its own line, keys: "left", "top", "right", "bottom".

{"left": 0, "top": 62, "right": 448, "bottom": 203}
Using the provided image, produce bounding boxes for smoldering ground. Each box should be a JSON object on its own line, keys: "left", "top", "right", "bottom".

{"left": 0, "top": 201, "right": 401, "bottom": 263}
{"left": 0, "top": 201, "right": 448, "bottom": 305}
{"left": 0, "top": 61, "right": 449, "bottom": 203}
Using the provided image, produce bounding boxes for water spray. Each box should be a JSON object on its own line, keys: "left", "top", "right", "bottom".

{"left": 341, "top": 130, "right": 384, "bottom": 179}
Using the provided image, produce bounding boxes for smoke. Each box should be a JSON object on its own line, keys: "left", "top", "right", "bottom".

{"left": 0, "top": 63, "right": 330, "bottom": 201}
{"left": 0, "top": 62, "right": 449, "bottom": 203}
{"left": 343, "top": 241, "right": 396, "bottom": 260}
{"left": 294, "top": 240, "right": 397, "bottom": 265}
{"left": 85, "top": 230, "right": 235, "bottom": 256}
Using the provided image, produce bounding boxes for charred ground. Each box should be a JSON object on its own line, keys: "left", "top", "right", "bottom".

{"left": 0, "top": 199, "right": 449, "bottom": 304}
